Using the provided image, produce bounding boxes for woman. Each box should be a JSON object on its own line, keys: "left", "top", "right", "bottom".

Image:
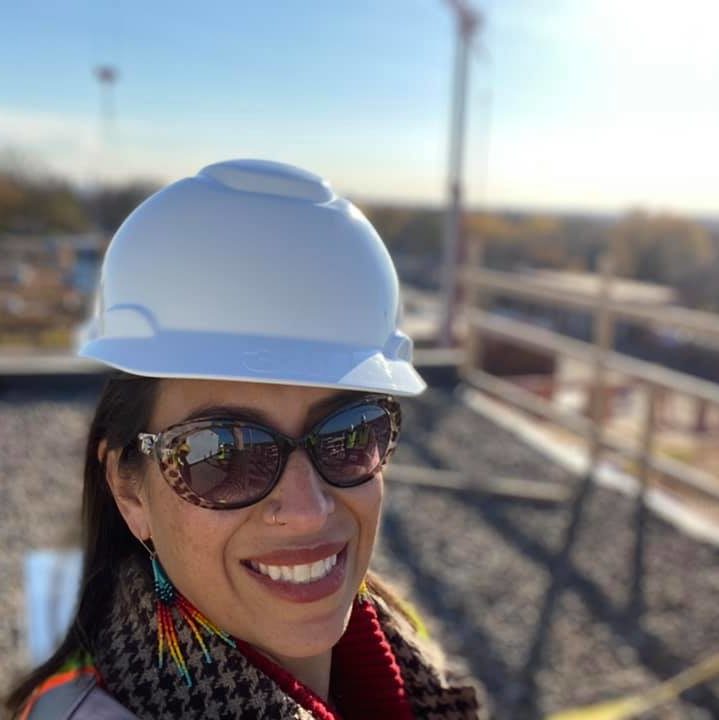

{"left": 6, "top": 160, "right": 482, "bottom": 719}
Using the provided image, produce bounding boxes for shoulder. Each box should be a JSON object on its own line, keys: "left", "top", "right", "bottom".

{"left": 20, "top": 670, "right": 137, "bottom": 720}
{"left": 371, "top": 594, "right": 490, "bottom": 720}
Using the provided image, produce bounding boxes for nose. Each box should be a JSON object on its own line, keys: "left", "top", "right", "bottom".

{"left": 266, "top": 448, "right": 335, "bottom": 531}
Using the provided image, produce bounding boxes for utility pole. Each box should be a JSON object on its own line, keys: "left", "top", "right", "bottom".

{"left": 438, "top": 0, "right": 481, "bottom": 347}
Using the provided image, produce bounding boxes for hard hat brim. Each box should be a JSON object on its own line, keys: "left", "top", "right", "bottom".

{"left": 79, "top": 331, "right": 427, "bottom": 397}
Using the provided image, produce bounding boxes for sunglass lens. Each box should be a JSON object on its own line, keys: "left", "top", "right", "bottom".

{"left": 311, "top": 404, "right": 392, "bottom": 486}
{"left": 173, "top": 425, "right": 280, "bottom": 506}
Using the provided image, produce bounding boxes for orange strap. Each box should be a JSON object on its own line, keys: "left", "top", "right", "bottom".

{"left": 19, "top": 666, "right": 101, "bottom": 720}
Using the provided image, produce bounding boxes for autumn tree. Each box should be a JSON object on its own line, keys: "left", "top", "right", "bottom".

{"left": 0, "top": 172, "right": 89, "bottom": 233}
{"left": 610, "top": 211, "right": 714, "bottom": 284}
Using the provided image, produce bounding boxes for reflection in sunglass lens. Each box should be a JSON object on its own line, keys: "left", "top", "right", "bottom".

{"left": 311, "top": 404, "right": 391, "bottom": 486}
{"left": 173, "top": 426, "right": 281, "bottom": 505}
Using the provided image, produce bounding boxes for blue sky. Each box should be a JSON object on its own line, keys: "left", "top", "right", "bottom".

{"left": 1, "top": 0, "right": 717, "bottom": 215}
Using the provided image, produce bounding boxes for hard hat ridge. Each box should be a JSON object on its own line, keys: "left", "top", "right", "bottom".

{"left": 198, "top": 159, "right": 335, "bottom": 203}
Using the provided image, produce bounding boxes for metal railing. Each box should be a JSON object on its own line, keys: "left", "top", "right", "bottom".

{"left": 460, "top": 236, "right": 719, "bottom": 503}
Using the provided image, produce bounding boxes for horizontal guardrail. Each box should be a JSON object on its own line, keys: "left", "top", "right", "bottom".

{"left": 462, "top": 267, "right": 719, "bottom": 342}
{"left": 469, "top": 311, "right": 719, "bottom": 405}
{"left": 461, "top": 237, "right": 719, "bottom": 506}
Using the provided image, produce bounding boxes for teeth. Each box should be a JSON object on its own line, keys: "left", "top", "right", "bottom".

{"left": 294, "top": 564, "right": 311, "bottom": 583}
{"left": 309, "top": 559, "right": 326, "bottom": 580}
{"left": 252, "top": 553, "right": 338, "bottom": 584}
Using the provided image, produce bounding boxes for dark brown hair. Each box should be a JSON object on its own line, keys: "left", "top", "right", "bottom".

{"left": 5, "top": 371, "right": 160, "bottom": 717}
{"left": 4, "top": 372, "right": 417, "bottom": 717}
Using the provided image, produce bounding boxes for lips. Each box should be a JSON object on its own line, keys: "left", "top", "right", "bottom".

{"left": 243, "top": 541, "right": 346, "bottom": 567}
{"left": 241, "top": 543, "right": 349, "bottom": 603}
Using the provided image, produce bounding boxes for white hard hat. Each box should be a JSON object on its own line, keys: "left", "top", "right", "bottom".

{"left": 78, "top": 159, "right": 426, "bottom": 397}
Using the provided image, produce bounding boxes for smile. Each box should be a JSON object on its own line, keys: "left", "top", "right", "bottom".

{"left": 241, "top": 543, "right": 349, "bottom": 603}
{"left": 249, "top": 554, "right": 338, "bottom": 584}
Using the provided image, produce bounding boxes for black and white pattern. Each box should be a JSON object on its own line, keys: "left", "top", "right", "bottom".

{"left": 93, "top": 556, "right": 482, "bottom": 719}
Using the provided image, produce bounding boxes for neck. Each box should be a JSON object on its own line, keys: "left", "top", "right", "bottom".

{"left": 267, "top": 649, "right": 333, "bottom": 701}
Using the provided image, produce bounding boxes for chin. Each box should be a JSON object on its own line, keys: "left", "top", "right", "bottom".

{"left": 261, "top": 599, "right": 355, "bottom": 659}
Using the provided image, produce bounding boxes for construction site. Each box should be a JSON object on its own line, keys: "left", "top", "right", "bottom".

{"left": 2, "top": 2, "right": 719, "bottom": 719}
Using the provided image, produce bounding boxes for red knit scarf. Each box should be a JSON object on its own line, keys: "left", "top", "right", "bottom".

{"left": 235, "top": 598, "right": 415, "bottom": 720}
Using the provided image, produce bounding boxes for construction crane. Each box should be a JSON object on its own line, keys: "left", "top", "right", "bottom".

{"left": 438, "top": 0, "right": 482, "bottom": 347}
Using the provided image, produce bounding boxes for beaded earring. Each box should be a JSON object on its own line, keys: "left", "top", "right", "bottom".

{"left": 140, "top": 539, "right": 236, "bottom": 686}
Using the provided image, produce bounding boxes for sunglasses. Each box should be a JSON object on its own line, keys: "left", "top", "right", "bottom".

{"left": 137, "top": 395, "right": 401, "bottom": 510}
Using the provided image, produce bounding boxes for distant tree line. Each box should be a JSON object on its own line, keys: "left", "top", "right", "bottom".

{"left": 363, "top": 205, "right": 719, "bottom": 312}
{"left": 2, "top": 166, "right": 718, "bottom": 311}
{"left": 0, "top": 167, "right": 158, "bottom": 235}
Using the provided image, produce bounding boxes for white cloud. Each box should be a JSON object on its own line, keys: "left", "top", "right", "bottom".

{"left": 0, "top": 108, "right": 94, "bottom": 147}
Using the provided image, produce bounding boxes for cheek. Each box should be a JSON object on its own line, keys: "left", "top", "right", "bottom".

{"left": 143, "top": 468, "right": 247, "bottom": 595}
{"left": 351, "top": 479, "right": 384, "bottom": 586}
{"left": 346, "top": 476, "right": 384, "bottom": 544}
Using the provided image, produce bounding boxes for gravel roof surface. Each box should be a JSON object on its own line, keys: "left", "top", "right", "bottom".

{"left": 2, "top": 379, "right": 719, "bottom": 719}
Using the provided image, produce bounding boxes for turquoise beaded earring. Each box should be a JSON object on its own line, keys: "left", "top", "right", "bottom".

{"left": 140, "top": 538, "right": 236, "bottom": 686}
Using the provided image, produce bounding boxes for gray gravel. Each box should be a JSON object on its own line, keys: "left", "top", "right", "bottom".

{"left": 374, "top": 386, "right": 719, "bottom": 719}
{"left": 2, "top": 380, "right": 719, "bottom": 719}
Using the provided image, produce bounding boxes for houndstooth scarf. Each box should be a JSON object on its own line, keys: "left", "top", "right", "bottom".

{"left": 93, "top": 555, "right": 483, "bottom": 719}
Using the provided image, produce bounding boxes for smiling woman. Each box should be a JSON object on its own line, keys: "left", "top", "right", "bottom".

{"left": 4, "top": 160, "right": 482, "bottom": 719}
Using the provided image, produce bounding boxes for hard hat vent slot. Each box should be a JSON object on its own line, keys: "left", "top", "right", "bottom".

{"left": 103, "top": 305, "right": 157, "bottom": 339}
{"left": 383, "top": 332, "right": 413, "bottom": 362}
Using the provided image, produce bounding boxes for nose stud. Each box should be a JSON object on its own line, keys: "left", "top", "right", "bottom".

{"left": 270, "top": 506, "right": 287, "bottom": 526}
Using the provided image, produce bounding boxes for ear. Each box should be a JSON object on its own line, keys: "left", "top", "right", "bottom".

{"left": 100, "top": 439, "right": 152, "bottom": 542}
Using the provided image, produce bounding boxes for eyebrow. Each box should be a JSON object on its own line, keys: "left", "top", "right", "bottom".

{"left": 180, "top": 390, "right": 363, "bottom": 428}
